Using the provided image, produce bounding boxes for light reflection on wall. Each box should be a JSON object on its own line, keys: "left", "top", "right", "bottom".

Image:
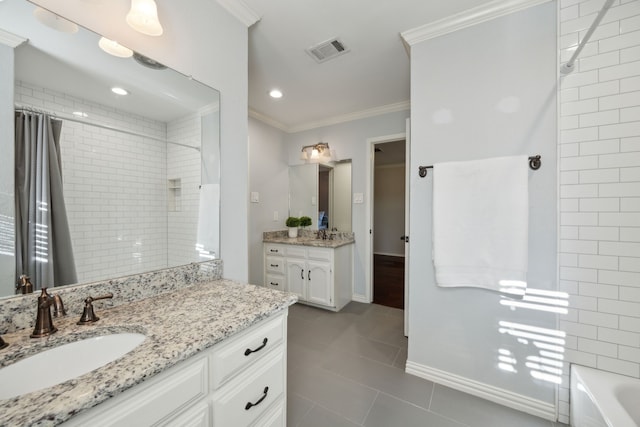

{"left": 0, "top": 213, "right": 14, "bottom": 257}
{"left": 497, "top": 287, "right": 569, "bottom": 385}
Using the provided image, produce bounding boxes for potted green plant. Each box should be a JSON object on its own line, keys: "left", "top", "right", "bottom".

{"left": 285, "top": 216, "right": 300, "bottom": 238}
{"left": 299, "top": 216, "right": 312, "bottom": 228}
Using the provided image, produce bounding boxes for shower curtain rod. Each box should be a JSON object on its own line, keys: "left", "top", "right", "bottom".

{"left": 15, "top": 105, "right": 201, "bottom": 152}
{"left": 560, "top": 0, "right": 614, "bottom": 75}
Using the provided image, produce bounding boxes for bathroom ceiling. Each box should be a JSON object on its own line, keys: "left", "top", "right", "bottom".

{"left": 244, "top": 0, "right": 498, "bottom": 132}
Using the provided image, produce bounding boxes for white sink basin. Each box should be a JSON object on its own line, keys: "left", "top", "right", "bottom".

{"left": 0, "top": 333, "right": 145, "bottom": 400}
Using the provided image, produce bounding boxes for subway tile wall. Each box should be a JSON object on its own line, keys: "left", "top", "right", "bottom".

{"left": 15, "top": 81, "right": 201, "bottom": 284}
{"left": 559, "top": 0, "right": 640, "bottom": 423}
{"left": 167, "top": 114, "right": 201, "bottom": 266}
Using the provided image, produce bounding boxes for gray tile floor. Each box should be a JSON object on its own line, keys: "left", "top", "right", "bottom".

{"left": 287, "top": 302, "right": 568, "bottom": 427}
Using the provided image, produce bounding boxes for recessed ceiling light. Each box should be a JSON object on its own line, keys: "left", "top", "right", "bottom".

{"left": 98, "top": 37, "right": 133, "bottom": 58}
{"left": 269, "top": 89, "right": 283, "bottom": 99}
{"left": 72, "top": 111, "right": 88, "bottom": 118}
{"left": 33, "top": 7, "right": 79, "bottom": 34}
{"left": 111, "top": 87, "right": 129, "bottom": 96}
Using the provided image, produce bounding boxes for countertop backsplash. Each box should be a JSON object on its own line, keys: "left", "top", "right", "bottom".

{"left": 0, "top": 260, "right": 222, "bottom": 334}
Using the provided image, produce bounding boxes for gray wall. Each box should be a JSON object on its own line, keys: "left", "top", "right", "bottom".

{"left": 408, "top": 2, "right": 558, "bottom": 408}
{"left": 248, "top": 117, "right": 289, "bottom": 285}
{"left": 374, "top": 165, "right": 405, "bottom": 256}
{"left": 285, "top": 110, "right": 409, "bottom": 298}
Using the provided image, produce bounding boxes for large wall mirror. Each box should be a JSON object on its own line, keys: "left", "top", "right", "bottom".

{"left": 289, "top": 160, "right": 352, "bottom": 232}
{"left": 0, "top": 0, "right": 220, "bottom": 297}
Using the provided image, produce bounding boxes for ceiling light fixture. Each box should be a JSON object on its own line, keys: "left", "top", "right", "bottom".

{"left": 126, "top": 0, "right": 163, "bottom": 36}
{"left": 98, "top": 37, "right": 133, "bottom": 58}
{"left": 111, "top": 87, "right": 129, "bottom": 96}
{"left": 33, "top": 7, "right": 78, "bottom": 34}
{"left": 269, "top": 89, "right": 283, "bottom": 99}
{"left": 300, "top": 142, "right": 337, "bottom": 163}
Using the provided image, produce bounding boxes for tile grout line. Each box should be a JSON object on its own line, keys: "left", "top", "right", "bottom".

{"left": 359, "top": 390, "right": 380, "bottom": 426}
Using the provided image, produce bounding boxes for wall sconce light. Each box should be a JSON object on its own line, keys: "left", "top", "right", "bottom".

{"left": 126, "top": 0, "right": 164, "bottom": 36}
{"left": 98, "top": 37, "right": 133, "bottom": 58}
{"left": 300, "top": 142, "right": 337, "bottom": 163}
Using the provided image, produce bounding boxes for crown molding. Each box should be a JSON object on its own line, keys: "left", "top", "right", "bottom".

{"left": 248, "top": 109, "right": 289, "bottom": 132}
{"left": 0, "top": 29, "right": 27, "bottom": 48}
{"left": 288, "top": 100, "right": 411, "bottom": 134}
{"left": 216, "top": 0, "right": 260, "bottom": 27}
{"left": 250, "top": 100, "right": 410, "bottom": 134}
{"left": 401, "top": 0, "right": 552, "bottom": 47}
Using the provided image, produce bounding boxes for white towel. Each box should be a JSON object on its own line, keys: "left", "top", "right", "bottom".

{"left": 433, "top": 156, "right": 528, "bottom": 293}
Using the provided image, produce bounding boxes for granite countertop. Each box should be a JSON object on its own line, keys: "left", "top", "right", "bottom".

{"left": 0, "top": 280, "right": 297, "bottom": 426}
{"left": 263, "top": 230, "right": 355, "bottom": 248}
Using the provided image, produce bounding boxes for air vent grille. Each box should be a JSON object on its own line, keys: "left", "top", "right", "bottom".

{"left": 306, "top": 38, "right": 349, "bottom": 63}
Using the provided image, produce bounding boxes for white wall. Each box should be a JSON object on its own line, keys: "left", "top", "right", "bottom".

{"left": 408, "top": 2, "right": 558, "bottom": 418}
{"left": 0, "top": 44, "right": 14, "bottom": 296}
{"left": 30, "top": 0, "right": 250, "bottom": 282}
{"left": 558, "top": 0, "right": 640, "bottom": 422}
{"left": 285, "top": 110, "right": 409, "bottom": 298}
{"left": 248, "top": 117, "right": 289, "bottom": 285}
{"left": 374, "top": 164, "right": 405, "bottom": 256}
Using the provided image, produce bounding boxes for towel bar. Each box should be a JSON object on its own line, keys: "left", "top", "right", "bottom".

{"left": 418, "top": 155, "right": 541, "bottom": 178}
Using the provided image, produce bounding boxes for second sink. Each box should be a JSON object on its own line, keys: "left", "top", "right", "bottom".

{"left": 0, "top": 333, "right": 146, "bottom": 400}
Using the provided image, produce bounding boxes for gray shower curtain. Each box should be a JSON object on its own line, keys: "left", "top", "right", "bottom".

{"left": 15, "top": 111, "right": 77, "bottom": 290}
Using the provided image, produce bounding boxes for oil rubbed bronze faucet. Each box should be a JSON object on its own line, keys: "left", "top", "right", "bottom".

{"left": 31, "top": 288, "right": 58, "bottom": 338}
{"left": 77, "top": 293, "right": 114, "bottom": 325}
{"left": 0, "top": 335, "right": 7, "bottom": 350}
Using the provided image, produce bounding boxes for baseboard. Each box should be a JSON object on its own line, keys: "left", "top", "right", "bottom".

{"left": 373, "top": 252, "right": 405, "bottom": 258}
{"left": 351, "top": 294, "right": 370, "bottom": 303}
{"left": 405, "top": 361, "right": 556, "bottom": 421}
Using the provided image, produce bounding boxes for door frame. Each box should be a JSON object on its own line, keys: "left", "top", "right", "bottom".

{"left": 365, "top": 132, "right": 407, "bottom": 306}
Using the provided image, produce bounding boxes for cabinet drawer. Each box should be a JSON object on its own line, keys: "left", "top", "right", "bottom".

{"left": 210, "top": 313, "right": 285, "bottom": 389}
{"left": 265, "top": 256, "right": 285, "bottom": 274}
{"left": 254, "top": 398, "right": 285, "bottom": 427}
{"left": 265, "top": 274, "right": 285, "bottom": 291}
{"left": 64, "top": 355, "right": 208, "bottom": 427}
{"left": 264, "top": 244, "right": 284, "bottom": 257}
{"left": 285, "top": 246, "right": 306, "bottom": 259}
{"left": 307, "top": 247, "right": 332, "bottom": 262}
{"left": 212, "top": 352, "right": 284, "bottom": 427}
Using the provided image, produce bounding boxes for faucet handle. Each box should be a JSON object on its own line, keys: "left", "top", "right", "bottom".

{"left": 77, "top": 293, "right": 113, "bottom": 325}
{"left": 0, "top": 335, "right": 8, "bottom": 350}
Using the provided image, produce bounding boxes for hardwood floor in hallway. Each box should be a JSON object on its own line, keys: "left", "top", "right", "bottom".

{"left": 373, "top": 254, "right": 404, "bottom": 309}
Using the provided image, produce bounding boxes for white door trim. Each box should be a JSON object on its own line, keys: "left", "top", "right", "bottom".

{"left": 365, "top": 132, "right": 407, "bottom": 304}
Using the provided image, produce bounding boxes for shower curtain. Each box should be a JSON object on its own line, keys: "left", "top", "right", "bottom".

{"left": 15, "top": 111, "right": 77, "bottom": 290}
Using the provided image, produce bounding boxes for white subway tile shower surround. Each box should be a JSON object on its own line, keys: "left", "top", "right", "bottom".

{"left": 559, "top": 0, "right": 640, "bottom": 424}
{"left": 15, "top": 81, "right": 201, "bottom": 283}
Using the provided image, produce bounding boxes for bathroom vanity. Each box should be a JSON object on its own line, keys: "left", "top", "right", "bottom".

{"left": 263, "top": 230, "right": 354, "bottom": 312}
{"left": 0, "top": 262, "right": 297, "bottom": 426}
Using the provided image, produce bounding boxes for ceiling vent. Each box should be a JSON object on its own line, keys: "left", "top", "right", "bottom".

{"left": 306, "top": 38, "right": 349, "bottom": 63}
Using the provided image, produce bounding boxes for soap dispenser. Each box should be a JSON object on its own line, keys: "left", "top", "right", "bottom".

{"left": 31, "top": 288, "right": 58, "bottom": 338}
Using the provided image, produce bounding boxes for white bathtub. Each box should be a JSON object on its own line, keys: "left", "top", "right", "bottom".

{"left": 571, "top": 364, "right": 640, "bottom": 427}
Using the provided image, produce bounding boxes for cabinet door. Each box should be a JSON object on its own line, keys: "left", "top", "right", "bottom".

{"left": 286, "top": 260, "right": 306, "bottom": 300}
{"left": 306, "top": 261, "right": 331, "bottom": 306}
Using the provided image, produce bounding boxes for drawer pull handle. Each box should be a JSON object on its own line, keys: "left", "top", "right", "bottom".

{"left": 308, "top": 270, "right": 311, "bottom": 281}
{"left": 245, "top": 386, "right": 269, "bottom": 410}
{"left": 301, "top": 269, "right": 304, "bottom": 280}
{"left": 270, "top": 249, "right": 278, "bottom": 253}
{"left": 270, "top": 282, "right": 278, "bottom": 286}
{"left": 244, "top": 337, "right": 268, "bottom": 356}
{"left": 270, "top": 264, "right": 278, "bottom": 268}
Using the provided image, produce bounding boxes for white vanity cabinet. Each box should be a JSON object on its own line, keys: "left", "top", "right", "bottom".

{"left": 264, "top": 243, "right": 352, "bottom": 311}
{"left": 64, "top": 311, "right": 288, "bottom": 427}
